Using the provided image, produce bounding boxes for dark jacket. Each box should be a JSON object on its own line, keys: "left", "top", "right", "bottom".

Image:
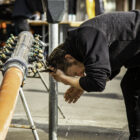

{"left": 63, "top": 10, "right": 140, "bottom": 92}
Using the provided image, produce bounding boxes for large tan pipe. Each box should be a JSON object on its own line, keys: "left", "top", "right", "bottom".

{"left": 0, "top": 67, "right": 23, "bottom": 140}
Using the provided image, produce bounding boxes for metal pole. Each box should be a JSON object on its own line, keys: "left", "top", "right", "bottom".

{"left": 132, "top": 0, "right": 136, "bottom": 10}
{"left": 48, "top": 24, "right": 59, "bottom": 140}
{"left": 19, "top": 88, "right": 39, "bottom": 140}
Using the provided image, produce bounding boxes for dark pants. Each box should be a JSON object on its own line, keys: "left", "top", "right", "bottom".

{"left": 121, "top": 68, "right": 140, "bottom": 140}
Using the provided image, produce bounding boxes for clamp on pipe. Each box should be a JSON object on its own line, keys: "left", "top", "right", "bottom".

{"left": 3, "top": 57, "right": 28, "bottom": 80}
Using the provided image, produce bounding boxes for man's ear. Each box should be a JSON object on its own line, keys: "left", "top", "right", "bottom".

{"left": 65, "top": 54, "right": 75, "bottom": 62}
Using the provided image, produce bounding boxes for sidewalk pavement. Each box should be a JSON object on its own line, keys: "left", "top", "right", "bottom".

{"left": 5, "top": 67, "right": 129, "bottom": 140}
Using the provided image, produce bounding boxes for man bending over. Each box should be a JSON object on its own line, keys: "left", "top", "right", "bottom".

{"left": 47, "top": 10, "right": 140, "bottom": 140}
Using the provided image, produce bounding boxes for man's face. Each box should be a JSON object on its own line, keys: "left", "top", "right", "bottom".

{"left": 65, "top": 61, "right": 85, "bottom": 77}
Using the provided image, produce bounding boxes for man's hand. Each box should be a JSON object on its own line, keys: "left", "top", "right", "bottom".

{"left": 49, "top": 67, "right": 84, "bottom": 90}
{"left": 64, "top": 87, "right": 84, "bottom": 103}
{"left": 49, "top": 68, "right": 69, "bottom": 85}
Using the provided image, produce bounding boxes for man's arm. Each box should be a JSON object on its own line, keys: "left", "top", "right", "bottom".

{"left": 60, "top": 74, "right": 83, "bottom": 90}
{"left": 50, "top": 69, "right": 84, "bottom": 90}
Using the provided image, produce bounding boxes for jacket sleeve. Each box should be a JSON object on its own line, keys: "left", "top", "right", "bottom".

{"left": 77, "top": 27, "right": 111, "bottom": 92}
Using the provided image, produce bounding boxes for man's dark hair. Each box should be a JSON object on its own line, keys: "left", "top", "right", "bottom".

{"left": 46, "top": 43, "right": 74, "bottom": 72}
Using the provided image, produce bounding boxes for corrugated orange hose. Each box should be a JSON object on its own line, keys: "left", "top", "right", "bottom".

{"left": 0, "top": 67, "right": 23, "bottom": 140}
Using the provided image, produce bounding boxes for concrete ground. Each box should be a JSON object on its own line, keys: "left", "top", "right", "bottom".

{"left": 4, "top": 67, "right": 129, "bottom": 140}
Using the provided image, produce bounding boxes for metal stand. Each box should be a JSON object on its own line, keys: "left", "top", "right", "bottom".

{"left": 10, "top": 88, "right": 40, "bottom": 140}
{"left": 48, "top": 23, "right": 59, "bottom": 140}
{"left": 19, "top": 88, "right": 40, "bottom": 140}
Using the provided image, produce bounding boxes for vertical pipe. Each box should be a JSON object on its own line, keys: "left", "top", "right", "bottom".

{"left": 132, "top": 0, "right": 136, "bottom": 10}
{"left": 48, "top": 24, "right": 58, "bottom": 140}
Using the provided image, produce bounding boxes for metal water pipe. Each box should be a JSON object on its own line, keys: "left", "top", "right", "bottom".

{"left": 48, "top": 23, "right": 59, "bottom": 140}
{"left": 0, "top": 31, "right": 33, "bottom": 140}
